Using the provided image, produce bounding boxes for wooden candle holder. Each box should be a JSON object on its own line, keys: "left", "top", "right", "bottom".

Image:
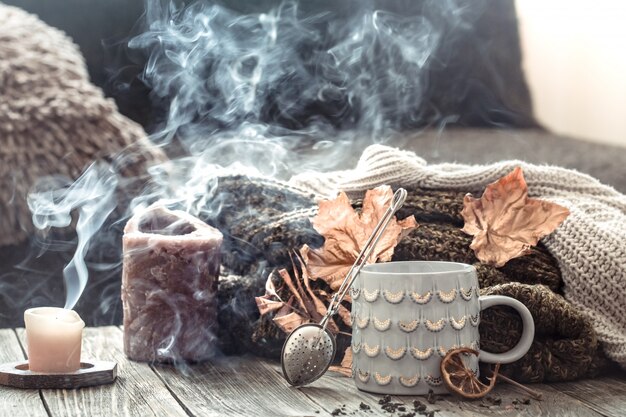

{"left": 0, "top": 360, "right": 117, "bottom": 389}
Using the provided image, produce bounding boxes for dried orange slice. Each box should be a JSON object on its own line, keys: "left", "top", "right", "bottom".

{"left": 440, "top": 347, "right": 500, "bottom": 399}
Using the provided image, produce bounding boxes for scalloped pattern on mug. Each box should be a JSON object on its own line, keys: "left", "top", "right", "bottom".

{"left": 384, "top": 346, "right": 407, "bottom": 360}
{"left": 398, "top": 319, "right": 419, "bottom": 333}
{"left": 409, "top": 291, "right": 432, "bottom": 305}
{"left": 352, "top": 342, "right": 361, "bottom": 354}
{"left": 410, "top": 347, "right": 434, "bottom": 360}
{"left": 363, "top": 289, "right": 380, "bottom": 302}
{"left": 425, "top": 318, "right": 446, "bottom": 332}
{"left": 356, "top": 316, "right": 369, "bottom": 329}
{"left": 450, "top": 315, "right": 467, "bottom": 330}
{"left": 437, "top": 345, "right": 449, "bottom": 358}
{"left": 356, "top": 369, "right": 370, "bottom": 383}
{"left": 383, "top": 289, "right": 405, "bottom": 304}
{"left": 453, "top": 342, "right": 470, "bottom": 352}
{"left": 350, "top": 287, "right": 360, "bottom": 300}
{"left": 373, "top": 317, "right": 391, "bottom": 331}
{"left": 437, "top": 288, "right": 457, "bottom": 303}
{"left": 363, "top": 343, "right": 381, "bottom": 357}
{"left": 460, "top": 287, "right": 474, "bottom": 301}
{"left": 469, "top": 313, "right": 480, "bottom": 327}
{"left": 425, "top": 375, "right": 443, "bottom": 387}
{"left": 399, "top": 374, "right": 421, "bottom": 388}
{"left": 374, "top": 372, "right": 392, "bottom": 386}
{"left": 456, "top": 343, "right": 478, "bottom": 353}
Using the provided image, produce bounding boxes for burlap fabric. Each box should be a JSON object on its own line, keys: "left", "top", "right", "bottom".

{"left": 0, "top": 3, "right": 165, "bottom": 247}
{"left": 207, "top": 175, "right": 603, "bottom": 383}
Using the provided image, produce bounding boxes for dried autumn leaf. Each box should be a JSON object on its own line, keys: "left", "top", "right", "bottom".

{"left": 256, "top": 255, "right": 339, "bottom": 335}
{"left": 329, "top": 347, "right": 353, "bottom": 377}
{"left": 301, "top": 258, "right": 333, "bottom": 324}
{"left": 328, "top": 366, "right": 352, "bottom": 377}
{"left": 301, "top": 185, "right": 418, "bottom": 290}
{"left": 291, "top": 254, "right": 339, "bottom": 334}
{"left": 461, "top": 167, "right": 570, "bottom": 267}
{"left": 336, "top": 304, "right": 352, "bottom": 327}
{"left": 255, "top": 274, "right": 285, "bottom": 316}
{"left": 272, "top": 295, "right": 308, "bottom": 333}
{"left": 264, "top": 273, "right": 281, "bottom": 299}
{"left": 277, "top": 268, "right": 307, "bottom": 313}
{"left": 341, "top": 346, "right": 352, "bottom": 368}
{"left": 255, "top": 297, "right": 284, "bottom": 316}
{"left": 273, "top": 311, "right": 306, "bottom": 334}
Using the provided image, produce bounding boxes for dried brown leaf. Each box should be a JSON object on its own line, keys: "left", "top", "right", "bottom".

{"left": 341, "top": 346, "right": 353, "bottom": 368}
{"left": 255, "top": 274, "right": 285, "bottom": 316}
{"left": 272, "top": 311, "right": 306, "bottom": 334}
{"left": 255, "top": 297, "right": 284, "bottom": 316}
{"left": 302, "top": 185, "right": 418, "bottom": 290}
{"left": 277, "top": 268, "right": 307, "bottom": 312}
{"left": 300, "top": 256, "right": 339, "bottom": 332}
{"left": 328, "top": 347, "right": 353, "bottom": 377}
{"left": 272, "top": 296, "right": 307, "bottom": 333}
{"left": 255, "top": 254, "right": 341, "bottom": 335}
{"left": 264, "top": 274, "right": 281, "bottom": 300}
{"left": 461, "top": 167, "right": 570, "bottom": 267}
{"left": 328, "top": 366, "right": 352, "bottom": 377}
{"left": 336, "top": 304, "right": 352, "bottom": 327}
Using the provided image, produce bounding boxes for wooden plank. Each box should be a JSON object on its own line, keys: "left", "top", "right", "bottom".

{"left": 264, "top": 362, "right": 604, "bottom": 417}
{"left": 151, "top": 355, "right": 327, "bottom": 417}
{"left": 0, "top": 329, "right": 48, "bottom": 417}
{"left": 425, "top": 383, "right": 605, "bottom": 417}
{"left": 7, "top": 324, "right": 622, "bottom": 417}
{"left": 550, "top": 375, "right": 626, "bottom": 417}
{"left": 267, "top": 361, "right": 477, "bottom": 416}
{"left": 264, "top": 364, "right": 384, "bottom": 416}
{"left": 16, "top": 327, "right": 188, "bottom": 417}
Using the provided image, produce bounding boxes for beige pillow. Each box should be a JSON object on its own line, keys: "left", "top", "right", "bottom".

{"left": 0, "top": 4, "right": 165, "bottom": 246}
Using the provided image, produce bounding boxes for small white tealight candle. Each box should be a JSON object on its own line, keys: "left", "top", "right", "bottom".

{"left": 24, "top": 307, "right": 85, "bottom": 373}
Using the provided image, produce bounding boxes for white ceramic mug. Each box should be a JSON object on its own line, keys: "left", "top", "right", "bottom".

{"left": 350, "top": 261, "right": 534, "bottom": 395}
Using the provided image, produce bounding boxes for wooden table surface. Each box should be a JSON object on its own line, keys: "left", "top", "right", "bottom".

{"left": 1, "top": 326, "right": 625, "bottom": 417}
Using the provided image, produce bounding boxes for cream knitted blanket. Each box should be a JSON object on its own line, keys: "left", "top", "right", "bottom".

{"left": 290, "top": 144, "right": 626, "bottom": 368}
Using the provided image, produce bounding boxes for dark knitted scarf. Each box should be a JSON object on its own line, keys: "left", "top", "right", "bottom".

{"left": 207, "top": 175, "right": 604, "bottom": 383}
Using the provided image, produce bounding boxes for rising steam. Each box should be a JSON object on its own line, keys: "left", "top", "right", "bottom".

{"left": 130, "top": 0, "right": 443, "bottom": 146}
{"left": 24, "top": 0, "right": 488, "bottom": 318}
{"left": 27, "top": 163, "right": 118, "bottom": 309}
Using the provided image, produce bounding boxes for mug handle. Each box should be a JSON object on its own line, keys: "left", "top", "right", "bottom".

{"left": 477, "top": 295, "right": 535, "bottom": 364}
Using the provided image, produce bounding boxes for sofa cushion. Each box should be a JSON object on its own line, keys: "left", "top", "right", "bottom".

{"left": 0, "top": 3, "right": 165, "bottom": 247}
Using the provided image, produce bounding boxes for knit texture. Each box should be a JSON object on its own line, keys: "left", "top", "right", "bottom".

{"left": 290, "top": 144, "right": 626, "bottom": 368}
{"left": 202, "top": 175, "right": 600, "bottom": 381}
{"left": 0, "top": 4, "right": 166, "bottom": 247}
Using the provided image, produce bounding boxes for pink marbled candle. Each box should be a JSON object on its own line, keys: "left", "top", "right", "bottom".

{"left": 122, "top": 205, "right": 222, "bottom": 362}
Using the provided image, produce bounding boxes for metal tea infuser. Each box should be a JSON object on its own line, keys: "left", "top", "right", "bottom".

{"left": 280, "top": 188, "right": 408, "bottom": 387}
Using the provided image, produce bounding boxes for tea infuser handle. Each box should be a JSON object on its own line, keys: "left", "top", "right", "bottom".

{"left": 477, "top": 295, "right": 535, "bottom": 364}
{"left": 320, "top": 188, "right": 407, "bottom": 328}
